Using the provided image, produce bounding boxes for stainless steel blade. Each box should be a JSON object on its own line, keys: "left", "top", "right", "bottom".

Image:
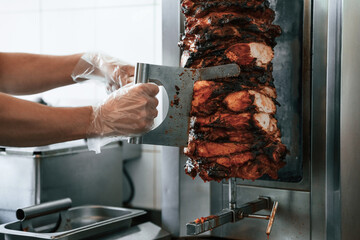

{"left": 128, "top": 63, "right": 240, "bottom": 147}
{"left": 198, "top": 63, "right": 240, "bottom": 81}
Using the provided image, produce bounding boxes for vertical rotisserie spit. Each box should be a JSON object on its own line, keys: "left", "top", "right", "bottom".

{"left": 180, "top": 0, "right": 288, "bottom": 182}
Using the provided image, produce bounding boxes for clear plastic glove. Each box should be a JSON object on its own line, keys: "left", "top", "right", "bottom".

{"left": 87, "top": 83, "right": 159, "bottom": 153}
{"left": 71, "top": 52, "right": 135, "bottom": 93}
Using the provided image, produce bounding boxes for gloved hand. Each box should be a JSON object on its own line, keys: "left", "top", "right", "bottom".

{"left": 71, "top": 52, "right": 135, "bottom": 93}
{"left": 87, "top": 83, "right": 159, "bottom": 139}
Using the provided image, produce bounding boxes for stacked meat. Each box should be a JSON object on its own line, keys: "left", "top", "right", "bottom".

{"left": 180, "top": 0, "right": 288, "bottom": 182}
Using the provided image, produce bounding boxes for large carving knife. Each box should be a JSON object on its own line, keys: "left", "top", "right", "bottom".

{"left": 128, "top": 63, "right": 240, "bottom": 147}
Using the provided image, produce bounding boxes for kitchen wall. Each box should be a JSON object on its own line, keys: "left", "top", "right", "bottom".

{"left": 0, "top": 0, "right": 162, "bottom": 209}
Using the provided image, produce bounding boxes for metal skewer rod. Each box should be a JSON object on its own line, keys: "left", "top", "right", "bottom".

{"left": 244, "top": 214, "right": 270, "bottom": 220}
{"left": 266, "top": 201, "right": 279, "bottom": 236}
{"left": 229, "top": 178, "right": 237, "bottom": 210}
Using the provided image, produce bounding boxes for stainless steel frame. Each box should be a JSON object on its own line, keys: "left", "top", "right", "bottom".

{"left": 161, "top": 1, "right": 212, "bottom": 236}
{"left": 214, "top": 0, "right": 312, "bottom": 239}
{"left": 161, "top": 0, "right": 360, "bottom": 239}
{"left": 0, "top": 141, "right": 124, "bottom": 224}
{"left": 340, "top": 0, "right": 360, "bottom": 239}
{"left": 0, "top": 202, "right": 145, "bottom": 240}
{"left": 231, "top": 0, "right": 312, "bottom": 191}
{"left": 311, "top": 0, "right": 342, "bottom": 238}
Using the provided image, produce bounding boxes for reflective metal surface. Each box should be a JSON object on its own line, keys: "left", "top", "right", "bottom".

{"left": 161, "top": 0, "right": 211, "bottom": 237}
{"left": 270, "top": 0, "right": 308, "bottom": 183}
{"left": 228, "top": 178, "right": 236, "bottom": 210}
{"left": 129, "top": 63, "right": 240, "bottom": 147}
{"left": 311, "top": 0, "right": 329, "bottom": 238}
{"left": 0, "top": 141, "right": 124, "bottom": 225}
{"left": 96, "top": 222, "right": 171, "bottom": 240}
{"left": 238, "top": 0, "right": 311, "bottom": 190}
{"left": 186, "top": 197, "right": 271, "bottom": 235}
{"left": 311, "top": 0, "right": 343, "bottom": 239}
{"left": 0, "top": 205, "right": 145, "bottom": 240}
{"left": 161, "top": 145, "right": 211, "bottom": 237}
{"left": 160, "top": 0, "right": 359, "bottom": 239}
{"left": 211, "top": 186, "right": 310, "bottom": 239}
{"left": 161, "top": 0, "right": 311, "bottom": 238}
{"left": 186, "top": 209, "right": 233, "bottom": 235}
{"left": 341, "top": 0, "right": 360, "bottom": 238}
{"left": 326, "top": 0, "right": 342, "bottom": 239}
{"left": 210, "top": 1, "right": 313, "bottom": 237}
{"left": 16, "top": 198, "right": 72, "bottom": 222}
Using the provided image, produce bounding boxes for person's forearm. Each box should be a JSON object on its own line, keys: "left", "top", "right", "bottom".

{"left": 0, "top": 52, "right": 82, "bottom": 95}
{"left": 0, "top": 93, "right": 92, "bottom": 147}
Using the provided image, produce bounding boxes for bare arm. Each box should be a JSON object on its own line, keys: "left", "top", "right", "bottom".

{"left": 0, "top": 52, "right": 82, "bottom": 95}
{"left": 0, "top": 93, "right": 92, "bottom": 147}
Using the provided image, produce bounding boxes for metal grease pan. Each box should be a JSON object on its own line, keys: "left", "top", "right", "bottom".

{"left": 0, "top": 205, "right": 145, "bottom": 240}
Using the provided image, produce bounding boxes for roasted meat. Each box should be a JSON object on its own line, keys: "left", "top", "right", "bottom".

{"left": 191, "top": 81, "right": 277, "bottom": 116}
{"left": 224, "top": 90, "right": 276, "bottom": 113}
{"left": 184, "top": 12, "right": 280, "bottom": 36}
{"left": 190, "top": 127, "right": 281, "bottom": 142}
{"left": 181, "top": 0, "right": 287, "bottom": 181}
{"left": 192, "top": 112, "right": 279, "bottom": 135}
{"left": 225, "top": 43, "right": 274, "bottom": 68}
{"left": 181, "top": 0, "right": 271, "bottom": 18}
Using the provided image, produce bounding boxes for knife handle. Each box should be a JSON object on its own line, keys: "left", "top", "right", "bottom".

{"left": 134, "top": 62, "right": 150, "bottom": 83}
{"left": 128, "top": 63, "right": 150, "bottom": 145}
{"left": 128, "top": 137, "right": 142, "bottom": 144}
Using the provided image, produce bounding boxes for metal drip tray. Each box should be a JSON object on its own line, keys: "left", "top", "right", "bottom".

{"left": 0, "top": 205, "right": 145, "bottom": 240}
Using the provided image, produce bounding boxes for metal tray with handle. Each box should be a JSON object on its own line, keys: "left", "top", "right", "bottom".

{"left": 0, "top": 199, "right": 145, "bottom": 240}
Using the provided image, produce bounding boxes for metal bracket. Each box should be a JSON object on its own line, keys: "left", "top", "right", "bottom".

{"left": 266, "top": 201, "right": 279, "bottom": 236}
{"left": 186, "top": 196, "right": 279, "bottom": 236}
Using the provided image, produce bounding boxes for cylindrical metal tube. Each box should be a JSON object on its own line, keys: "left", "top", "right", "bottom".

{"left": 134, "top": 63, "right": 150, "bottom": 84}
{"left": 266, "top": 201, "right": 279, "bottom": 236}
{"left": 245, "top": 214, "right": 270, "bottom": 220}
{"left": 128, "top": 63, "right": 150, "bottom": 145}
{"left": 229, "top": 178, "right": 237, "bottom": 210}
{"left": 128, "top": 137, "right": 143, "bottom": 144}
{"left": 16, "top": 198, "right": 72, "bottom": 221}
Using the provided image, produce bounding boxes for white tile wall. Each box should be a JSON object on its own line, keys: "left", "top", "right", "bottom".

{"left": 0, "top": 0, "right": 40, "bottom": 12}
{"left": 41, "top": 0, "right": 96, "bottom": 10}
{"left": 154, "top": 4, "right": 162, "bottom": 64}
{"left": 94, "top": 6, "right": 155, "bottom": 64}
{"left": 41, "top": 9, "right": 96, "bottom": 54}
{"left": 0, "top": 12, "right": 41, "bottom": 53}
{"left": 0, "top": 0, "right": 163, "bottom": 210}
{"left": 95, "top": 0, "right": 155, "bottom": 8}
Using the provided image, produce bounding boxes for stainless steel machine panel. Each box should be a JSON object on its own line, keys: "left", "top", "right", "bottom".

{"left": 161, "top": 0, "right": 360, "bottom": 239}
{"left": 212, "top": 185, "right": 310, "bottom": 239}
{"left": 161, "top": 0, "right": 311, "bottom": 237}
{"left": 237, "top": 0, "right": 311, "bottom": 190}
{"left": 268, "top": 0, "right": 308, "bottom": 183}
{"left": 341, "top": 0, "right": 360, "bottom": 238}
{"left": 0, "top": 141, "right": 124, "bottom": 224}
{"left": 0, "top": 205, "right": 145, "bottom": 240}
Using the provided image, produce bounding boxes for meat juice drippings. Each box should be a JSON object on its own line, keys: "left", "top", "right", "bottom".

{"left": 180, "top": 0, "right": 288, "bottom": 182}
